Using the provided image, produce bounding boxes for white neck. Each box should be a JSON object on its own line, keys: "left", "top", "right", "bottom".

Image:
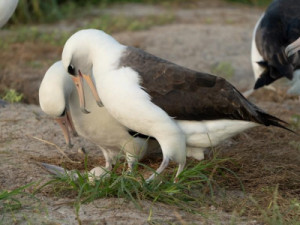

{"left": 91, "top": 39, "right": 126, "bottom": 75}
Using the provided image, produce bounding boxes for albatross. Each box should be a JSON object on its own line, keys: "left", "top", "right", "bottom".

{"left": 61, "top": 29, "right": 292, "bottom": 181}
{"left": 245, "top": 0, "right": 300, "bottom": 97}
{"left": 39, "top": 61, "right": 263, "bottom": 181}
{"left": 39, "top": 61, "right": 155, "bottom": 180}
{"left": 0, "top": 0, "right": 18, "bottom": 28}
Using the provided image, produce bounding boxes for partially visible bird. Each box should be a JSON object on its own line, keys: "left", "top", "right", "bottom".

{"left": 0, "top": 0, "right": 18, "bottom": 28}
{"left": 245, "top": 0, "right": 300, "bottom": 97}
{"left": 61, "top": 29, "right": 292, "bottom": 181}
{"left": 285, "top": 38, "right": 300, "bottom": 100}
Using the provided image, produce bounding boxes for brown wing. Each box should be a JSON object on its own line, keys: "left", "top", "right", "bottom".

{"left": 118, "top": 47, "right": 289, "bottom": 129}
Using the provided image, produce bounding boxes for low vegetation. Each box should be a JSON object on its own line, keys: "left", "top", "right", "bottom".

{"left": 9, "top": 0, "right": 271, "bottom": 26}
{"left": 0, "top": 183, "right": 35, "bottom": 221}
{"left": 0, "top": 89, "right": 23, "bottom": 103}
{"left": 39, "top": 156, "right": 233, "bottom": 212}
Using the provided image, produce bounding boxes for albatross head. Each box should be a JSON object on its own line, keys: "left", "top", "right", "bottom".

{"left": 39, "top": 61, "right": 77, "bottom": 148}
{"left": 62, "top": 29, "right": 123, "bottom": 112}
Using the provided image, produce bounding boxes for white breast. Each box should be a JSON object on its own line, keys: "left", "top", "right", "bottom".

{"left": 94, "top": 67, "right": 180, "bottom": 138}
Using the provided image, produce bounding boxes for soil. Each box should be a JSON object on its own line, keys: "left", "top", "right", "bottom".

{"left": 0, "top": 1, "right": 299, "bottom": 224}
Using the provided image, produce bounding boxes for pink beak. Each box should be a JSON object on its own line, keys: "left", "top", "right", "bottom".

{"left": 55, "top": 108, "right": 78, "bottom": 148}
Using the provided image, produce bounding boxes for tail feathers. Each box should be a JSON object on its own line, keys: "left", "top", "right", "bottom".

{"left": 257, "top": 111, "right": 296, "bottom": 134}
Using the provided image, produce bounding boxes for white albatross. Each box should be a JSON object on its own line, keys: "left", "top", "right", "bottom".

{"left": 244, "top": 0, "right": 300, "bottom": 98}
{"left": 0, "top": 0, "right": 18, "bottom": 28}
{"left": 61, "top": 29, "right": 292, "bottom": 181}
{"left": 39, "top": 61, "right": 157, "bottom": 180}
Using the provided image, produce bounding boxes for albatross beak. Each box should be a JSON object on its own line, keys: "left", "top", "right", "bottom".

{"left": 55, "top": 108, "right": 78, "bottom": 148}
{"left": 285, "top": 37, "right": 300, "bottom": 57}
{"left": 55, "top": 114, "right": 73, "bottom": 148}
{"left": 78, "top": 70, "right": 103, "bottom": 107}
{"left": 71, "top": 74, "right": 90, "bottom": 114}
{"left": 66, "top": 107, "right": 78, "bottom": 137}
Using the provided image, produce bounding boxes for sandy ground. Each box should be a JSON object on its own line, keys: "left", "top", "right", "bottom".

{"left": 0, "top": 1, "right": 299, "bottom": 224}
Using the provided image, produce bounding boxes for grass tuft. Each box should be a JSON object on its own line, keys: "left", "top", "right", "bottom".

{"left": 38, "top": 157, "right": 237, "bottom": 213}
{"left": 1, "top": 89, "right": 23, "bottom": 103}
{"left": 252, "top": 185, "right": 300, "bottom": 225}
{"left": 0, "top": 183, "right": 35, "bottom": 220}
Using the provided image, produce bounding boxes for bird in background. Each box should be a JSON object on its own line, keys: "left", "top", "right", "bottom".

{"left": 244, "top": 0, "right": 300, "bottom": 98}
{"left": 0, "top": 0, "right": 18, "bottom": 28}
{"left": 61, "top": 29, "right": 292, "bottom": 182}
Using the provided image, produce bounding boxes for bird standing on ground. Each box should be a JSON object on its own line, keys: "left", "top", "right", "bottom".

{"left": 39, "top": 61, "right": 155, "bottom": 180}
{"left": 0, "top": 0, "right": 18, "bottom": 28}
{"left": 246, "top": 0, "right": 300, "bottom": 97}
{"left": 61, "top": 29, "right": 291, "bottom": 181}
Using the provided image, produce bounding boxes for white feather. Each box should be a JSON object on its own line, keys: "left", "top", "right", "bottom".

{"left": 251, "top": 14, "right": 265, "bottom": 81}
{"left": 178, "top": 120, "right": 257, "bottom": 148}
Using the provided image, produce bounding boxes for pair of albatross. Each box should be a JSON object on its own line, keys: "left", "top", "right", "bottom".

{"left": 40, "top": 28, "right": 292, "bottom": 182}
{"left": 247, "top": 0, "right": 300, "bottom": 98}
{"left": 39, "top": 62, "right": 157, "bottom": 179}
{"left": 39, "top": 60, "right": 260, "bottom": 180}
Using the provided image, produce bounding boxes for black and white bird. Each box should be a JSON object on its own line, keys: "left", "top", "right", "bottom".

{"left": 39, "top": 61, "right": 261, "bottom": 181}
{"left": 61, "top": 29, "right": 292, "bottom": 181}
{"left": 39, "top": 61, "right": 154, "bottom": 180}
{"left": 246, "top": 0, "right": 300, "bottom": 97}
{"left": 0, "top": 0, "right": 18, "bottom": 28}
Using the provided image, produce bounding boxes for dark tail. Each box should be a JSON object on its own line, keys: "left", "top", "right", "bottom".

{"left": 257, "top": 111, "right": 296, "bottom": 134}
{"left": 233, "top": 86, "right": 296, "bottom": 134}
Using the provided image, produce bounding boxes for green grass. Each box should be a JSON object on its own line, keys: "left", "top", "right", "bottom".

{"left": 253, "top": 185, "right": 300, "bottom": 225}
{"left": 38, "top": 157, "right": 238, "bottom": 213}
{"left": 0, "top": 183, "right": 35, "bottom": 221}
{"left": 86, "top": 14, "right": 175, "bottom": 33}
{"left": 0, "top": 89, "right": 23, "bottom": 103}
{"left": 1, "top": 13, "right": 175, "bottom": 49}
{"left": 226, "top": 0, "right": 271, "bottom": 6}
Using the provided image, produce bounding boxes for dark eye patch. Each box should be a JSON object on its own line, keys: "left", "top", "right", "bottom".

{"left": 68, "top": 65, "right": 76, "bottom": 75}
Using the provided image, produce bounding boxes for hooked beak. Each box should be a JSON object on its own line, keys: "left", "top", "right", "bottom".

{"left": 55, "top": 114, "right": 72, "bottom": 148}
{"left": 71, "top": 74, "right": 90, "bottom": 114}
{"left": 285, "top": 37, "right": 300, "bottom": 57}
{"left": 55, "top": 108, "right": 77, "bottom": 148}
{"left": 65, "top": 107, "right": 78, "bottom": 137}
{"left": 78, "top": 70, "right": 103, "bottom": 107}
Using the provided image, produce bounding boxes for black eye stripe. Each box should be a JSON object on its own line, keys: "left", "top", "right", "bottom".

{"left": 68, "top": 65, "right": 76, "bottom": 75}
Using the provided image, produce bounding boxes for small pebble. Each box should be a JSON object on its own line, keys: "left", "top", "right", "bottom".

{"left": 78, "top": 147, "right": 86, "bottom": 155}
